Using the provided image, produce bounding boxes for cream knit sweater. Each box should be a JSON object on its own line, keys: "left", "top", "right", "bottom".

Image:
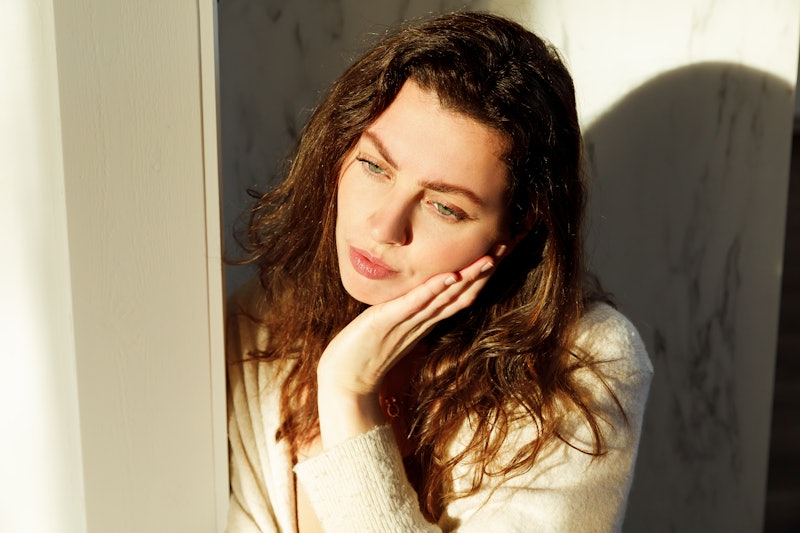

{"left": 225, "top": 287, "right": 652, "bottom": 533}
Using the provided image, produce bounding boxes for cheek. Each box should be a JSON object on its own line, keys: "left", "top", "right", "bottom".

{"left": 413, "top": 231, "right": 497, "bottom": 275}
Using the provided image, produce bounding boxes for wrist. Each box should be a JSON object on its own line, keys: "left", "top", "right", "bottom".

{"left": 317, "top": 385, "right": 385, "bottom": 450}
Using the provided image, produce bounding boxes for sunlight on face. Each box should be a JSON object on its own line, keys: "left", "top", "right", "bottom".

{"left": 335, "top": 80, "right": 511, "bottom": 305}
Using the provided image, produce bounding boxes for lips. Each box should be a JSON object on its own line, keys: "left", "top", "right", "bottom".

{"left": 349, "top": 246, "right": 398, "bottom": 280}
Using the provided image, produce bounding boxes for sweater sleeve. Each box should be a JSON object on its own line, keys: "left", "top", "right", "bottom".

{"left": 226, "top": 358, "right": 284, "bottom": 533}
{"left": 439, "top": 304, "right": 653, "bottom": 532}
{"left": 294, "top": 304, "right": 652, "bottom": 533}
{"left": 294, "top": 426, "right": 439, "bottom": 532}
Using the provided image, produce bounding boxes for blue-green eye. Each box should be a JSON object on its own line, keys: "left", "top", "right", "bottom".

{"left": 432, "top": 201, "right": 465, "bottom": 221}
{"left": 357, "top": 158, "right": 386, "bottom": 175}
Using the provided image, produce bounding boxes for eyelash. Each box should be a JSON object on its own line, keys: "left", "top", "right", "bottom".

{"left": 357, "top": 157, "right": 388, "bottom": 176}
{"left": 430, "top": 201, "right": 466, "bottom": 221}
{"left": 355, "top": 156, "right": 468, "bottom": 222}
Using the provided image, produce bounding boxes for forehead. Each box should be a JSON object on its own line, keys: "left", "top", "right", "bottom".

{"left": 362, "top": 80, "right": 510, "bottom": 205}
{"left": 370, "top": 81, "right": 507, "bottom": 155}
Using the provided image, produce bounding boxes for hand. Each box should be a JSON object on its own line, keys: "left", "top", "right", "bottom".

{"left": 316, "top": 251, "right": 500, "bottom": 449}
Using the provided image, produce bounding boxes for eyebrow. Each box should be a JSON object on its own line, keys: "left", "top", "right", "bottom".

{"left": 362, "top": 130, "right": 398, "bottom": 169}
{"left": 418, "top": 180, "right": 485, "bottom": 208}
{"left": 361, "top": 129, "right": 486, "bottom": 208}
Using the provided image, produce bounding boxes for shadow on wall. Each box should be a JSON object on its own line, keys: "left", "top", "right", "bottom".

{"left": 582, "top": 63, "right": 793, "bottom": 532}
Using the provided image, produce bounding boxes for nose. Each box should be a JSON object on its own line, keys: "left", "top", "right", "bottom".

{"left": 368, "top": 191, "right": 413, "bottom": 246}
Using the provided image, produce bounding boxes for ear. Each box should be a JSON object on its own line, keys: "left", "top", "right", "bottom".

{"left": 490, "top": 229, "right": 528, "bottom": 261}
{"left": 495, "top": 210, "right": 536, "bottom": 259}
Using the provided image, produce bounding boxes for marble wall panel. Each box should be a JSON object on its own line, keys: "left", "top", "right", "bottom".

{"left": 218, "top": 1, "right": 800, "bottom": 530}
{"left": 585, "top": 63, "right": 793, "bottom": 532}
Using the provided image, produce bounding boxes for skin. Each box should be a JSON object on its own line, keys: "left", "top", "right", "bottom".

{"left": 335, "top": 80, "right": 511, "bottom": 306}
{"left": 318, "top": 80, "right": 515, "bottom": 451}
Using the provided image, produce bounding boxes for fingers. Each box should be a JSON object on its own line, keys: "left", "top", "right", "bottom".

{"left": 386, "top": 254, "right": 495, "bottom": 334}
{"left": 420, "top": 257, "right": 493, "bottom": 323}
{"left": 431, "top": 242, "right": 508, "bottom": 311}
{"left": 317, "top": 254, "right": 498, "bottom": 393}
{"left": 356, "top": 252, "right": 497, "bottom": 352}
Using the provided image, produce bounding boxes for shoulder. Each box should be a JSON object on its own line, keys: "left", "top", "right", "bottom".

{"left": 225, "top": 278, "right": 290, "bottom": 425}
{"left": 225, "top": 276, "right": 293, "bottom": 392}
{"left": 227, "top": 277, "right": 268, "bottom": 321}
{"left": 570, "top": 303, "right": 653, "bottom": 440}
{"left": 225, "top": 277, "right": 271, "bottom": 364}
{"left": 575, "top": 302, "right": 653, "bottom": 383}
{"left": 440, "top": 304, "right": 653, "bottom": 531}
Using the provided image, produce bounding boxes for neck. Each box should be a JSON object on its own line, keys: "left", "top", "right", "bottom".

{"left": 381, "top": 342, "right": 427, "bottom": 400}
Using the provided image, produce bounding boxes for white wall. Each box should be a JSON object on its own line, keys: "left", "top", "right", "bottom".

{"left": 1, "top": 2, "right": 86, "bottom": 532}
{"left": 1, "top": 1, "right": 227, "bottom": 531}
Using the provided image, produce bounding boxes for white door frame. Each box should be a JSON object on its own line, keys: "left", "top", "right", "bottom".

{"left": 1, "top": 1, "right": 228, "bottom": 531}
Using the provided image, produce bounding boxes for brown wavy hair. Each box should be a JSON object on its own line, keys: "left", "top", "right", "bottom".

{"left": 235, "top": 11, "right": 615, "bottom": 521}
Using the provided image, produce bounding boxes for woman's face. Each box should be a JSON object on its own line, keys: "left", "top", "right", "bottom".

{"left": 335, "top": 80, "right": 512, "bottom": 305}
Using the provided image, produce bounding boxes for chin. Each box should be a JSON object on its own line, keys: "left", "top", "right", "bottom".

{"left": 341, "top": 278, "right": 398, "bottom": 306}
{"left": 343, "top": 286, "right": 386, "bottom": 306}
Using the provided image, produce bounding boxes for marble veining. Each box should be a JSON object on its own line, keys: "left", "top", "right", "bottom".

{"left": 584, "top": 62, "right": 793, "bottom": 530}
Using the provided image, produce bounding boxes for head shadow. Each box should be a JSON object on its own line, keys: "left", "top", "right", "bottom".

{"left": 582, "top": 62, "right": 792, "bottom": 530}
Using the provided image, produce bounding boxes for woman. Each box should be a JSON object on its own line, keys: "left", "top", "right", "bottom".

{"left": 226, "top": 11, "right": 652, "bottom": 532}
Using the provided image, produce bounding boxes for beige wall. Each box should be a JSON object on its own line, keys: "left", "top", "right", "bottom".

{"left": 1, "top": 1, "right": 227, "bottom": 531}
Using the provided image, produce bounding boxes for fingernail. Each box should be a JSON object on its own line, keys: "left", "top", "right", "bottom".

{"left": 481, "top": 261, "right": 495, "bottom": 273}
{"left": 493, "top": 244, "right": 507, "bottom": 258}
{"left": 444, "top": 275, "right": 458, "bottom": 286}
